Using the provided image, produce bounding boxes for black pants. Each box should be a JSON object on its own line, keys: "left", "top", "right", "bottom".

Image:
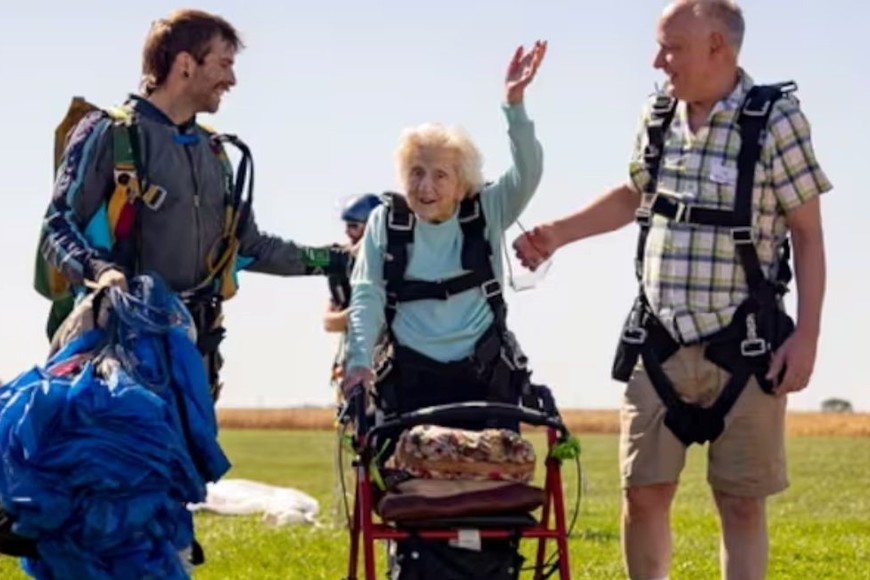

{"left": 185, "top": 296, "right": 225, "bottom": 404}
{"left": 373, "top": 343, "right": 521, "bottom": 469}
{"left": 382, "top": 343, "right": 519, "bottom": 429}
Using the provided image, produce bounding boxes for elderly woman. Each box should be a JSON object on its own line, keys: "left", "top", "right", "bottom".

{"left": 341, "top": 41, "right": 547, "bottom": 424}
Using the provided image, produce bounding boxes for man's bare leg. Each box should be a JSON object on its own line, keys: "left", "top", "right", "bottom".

{"left": 714, "top": 491, "right": 768, "bottom": 580}
{"left": 622, "top": 482, "right": 678, "bottom": 579}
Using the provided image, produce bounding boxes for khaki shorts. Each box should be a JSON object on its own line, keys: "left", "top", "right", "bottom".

{"left": 619, "top": 344, "right": 788, "bottom": 498}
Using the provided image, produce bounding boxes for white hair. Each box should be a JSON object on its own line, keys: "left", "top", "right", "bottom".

{"left": 394, "top": 122, "right": 485, "bottom": 197}
{"left": 686, "top": 0, "right": 745, "bottom": 53}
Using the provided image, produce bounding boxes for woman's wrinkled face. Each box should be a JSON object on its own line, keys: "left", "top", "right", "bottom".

{"left": 404, "top": 146, "right": 465, "bottom": 223}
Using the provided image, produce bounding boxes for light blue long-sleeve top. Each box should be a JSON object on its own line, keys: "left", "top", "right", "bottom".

{"left": 345, "top": 102, "right": 544, "bottom": 371}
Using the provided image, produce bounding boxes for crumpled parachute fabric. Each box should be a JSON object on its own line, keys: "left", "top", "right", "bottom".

{"left": 0, "top": 274, "right": 231, "bottom": 579}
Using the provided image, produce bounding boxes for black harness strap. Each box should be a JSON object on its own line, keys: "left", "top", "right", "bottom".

{"left": 634, "top": 95, "right": 677, "bottom": 285}
{"left": 636, "top": 83, "right": 797, "bottom": 307}
{"left": 618, "top": 82, "right": 797, "bottom": 446}
{"left": 382, "top": 193, "right": 505, "bottom": 332}
{"left": 383, "top": 193, "right": 415, "bottom": 331}
{"left": 395, "top": 270, "right": 482, "bottom": 302}
{"left": 457, "top": 196, "right": 507, "bottom": 330}
{"left": 378, "top": 192, "right": 525, "bottom": 414}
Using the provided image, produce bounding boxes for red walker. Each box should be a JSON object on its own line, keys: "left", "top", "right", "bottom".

{"left": 339, "top": 385, "right": 578, "bottom": 580}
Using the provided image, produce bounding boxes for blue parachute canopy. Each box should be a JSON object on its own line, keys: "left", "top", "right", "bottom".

{"left": 0, "top": 274, "right": 231, "bottom": 579}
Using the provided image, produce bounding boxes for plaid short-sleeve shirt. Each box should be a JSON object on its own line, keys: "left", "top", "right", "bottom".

{"left": 628, "top": 70, "right": 832, "bottom": 343}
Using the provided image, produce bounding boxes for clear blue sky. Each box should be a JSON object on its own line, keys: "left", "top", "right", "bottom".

{"left": 1, "top": 1, "right": 866, "bottom": 412}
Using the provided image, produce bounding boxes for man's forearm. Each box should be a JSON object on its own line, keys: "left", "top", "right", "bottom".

{"left": 791, "top": 220, "right": 826, "bottom": 339}
{"left": 552, "top": 183, "right": 640, "bottom": 247}
{"left": 240, "top": 235, "right": 348, "bottom": 277}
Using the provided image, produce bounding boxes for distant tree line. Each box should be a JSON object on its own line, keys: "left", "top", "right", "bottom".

{"left": 821, "top": 398, "right": 853, "bottom": 413}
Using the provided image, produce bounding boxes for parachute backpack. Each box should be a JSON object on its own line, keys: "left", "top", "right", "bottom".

{"left": 34, "top": 96, "right": 254, "bottom": 339}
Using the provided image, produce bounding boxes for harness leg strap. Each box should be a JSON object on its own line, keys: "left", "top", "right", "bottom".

{"left": 640, "top": 345, "right": 753, "bottom": 447}
{"left": 186, "top": 298, "right": 227, "bottom": 404}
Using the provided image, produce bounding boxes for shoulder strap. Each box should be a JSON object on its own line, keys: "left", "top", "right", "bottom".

{"left": 633, "top": 94, "right": 677, "bottom": 283}
{"left": 208, "top": 133, "right": 254, "bottom": 234}
{"left": 104, "top": 105, "right": 152, "bottom": 275}
{"left": 457, "top": 196, "right": 506, "bottom": 329}
{"left": 730, "top": 81, "right": 796, "bottom": 302}
{"left": 382, "top": 192, "right": 414, "bottom": 328}
{"left": 733, "top": 82, "right": 795, "bottom": 224}
{"left": 184, "top": 132, "right": 256, "bottom": 302}
{"left": 640, "top": 95, "right": 679, "bottom": 195}
{"left": 199, "top": 124, "right": 238, "bottom": 214}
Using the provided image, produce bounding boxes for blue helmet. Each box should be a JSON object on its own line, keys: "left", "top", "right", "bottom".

{"left": 340, "top": 193, "right": 382, "bottom": 223}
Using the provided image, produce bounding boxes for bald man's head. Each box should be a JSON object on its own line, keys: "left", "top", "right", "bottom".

{"left": 665, "top": 0, "right": 745, "bottom": 53}
{"left": 654, "top": 0, "right": 743, "bottom": 104}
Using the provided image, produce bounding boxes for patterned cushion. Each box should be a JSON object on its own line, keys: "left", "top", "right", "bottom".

{"left": 386, "top": 424, "right": 536, "bottom": 483}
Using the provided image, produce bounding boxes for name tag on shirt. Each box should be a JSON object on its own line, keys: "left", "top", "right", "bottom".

{"left": 709, "top": 162, "right": 737, "bottom": 185}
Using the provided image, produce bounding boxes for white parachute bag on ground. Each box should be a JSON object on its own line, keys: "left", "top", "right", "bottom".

{"left": 188, "top": 478, "right": 320, "bottom": 526}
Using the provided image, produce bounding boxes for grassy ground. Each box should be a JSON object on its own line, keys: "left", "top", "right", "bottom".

{"left": 1, "top": 429, "right": 867, "bottom": 579}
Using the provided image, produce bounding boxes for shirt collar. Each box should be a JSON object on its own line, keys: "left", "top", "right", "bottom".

{"left": 673, "top": 68, "right": 754, "bottom": 130}
{"left": 713, "top": 68, "right": 754, "bottom": 115}
{"left": 126, "top": 94, "right": 198, "bottom": 132}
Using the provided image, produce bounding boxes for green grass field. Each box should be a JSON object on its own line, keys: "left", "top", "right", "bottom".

{"left": 1, "top": 430, "right": 867, "bottom": 579}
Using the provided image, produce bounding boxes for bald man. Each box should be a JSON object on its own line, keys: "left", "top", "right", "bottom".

{"left": 513, "top": 1, "right": 832, "bottom": 578}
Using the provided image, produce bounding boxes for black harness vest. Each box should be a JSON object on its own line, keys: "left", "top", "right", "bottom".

{"left": 612, "top": 82, "right": 798, "bottom": 446}
{"left": 373, "top": 193, "right": 530, "bottom": 416}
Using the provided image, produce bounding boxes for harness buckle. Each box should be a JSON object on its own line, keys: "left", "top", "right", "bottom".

{"left": 743, "top": 87, "right": 776, "bottom": 117}
{"left": 740, "top": 337, "right": 768, "bottom": 357}
{"left": 731, "top": 227, "right": 754, "bottom": 245}
{"left": 661, "top": 195, "right": 688, "bottom": 223}
{"left": 635, "top": 206, "right": 652, "bottom": 226}
{"left": 742, "top": 96, "right": 772, "bottom": 117}
{"left": 642, "top": 144, "right": 661, "bottom": 164}
{"left": 500, "top": 347, "right": 528, "bottom": 371}
{"left": 778, "top": 81, "right": 798, "bottom": 95}
{"left": 651, "top": 95, "right": 676, "bottom": 115}
{"left": 674, "top": 201, "right": 690, "bottom": 224}
{"left": 388, "top": 209, "right": 414, "bottom": 231}
{"left": 499, "top": 330, "right": 528, "bottom": 371}
{"left": 481, "top": 279, "right": 502, "bottom": 298}
{"left": 386, "top": 292, "right": 398, "bottom": 310}
{"left": 458, "top": 200, "right": 481, "bottom": 223}
{"left": 622, "top": 326, "right": 648, "bottom": 345}
{"left": 141, "top": 185, "right": 167, "bottom": 210}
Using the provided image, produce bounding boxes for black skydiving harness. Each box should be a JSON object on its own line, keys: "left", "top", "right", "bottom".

{"left": 372, "top": 192, "right": 532, "bottom": 420}
{"left": 611, "top": 82, "right": 799, "bottom": 447}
